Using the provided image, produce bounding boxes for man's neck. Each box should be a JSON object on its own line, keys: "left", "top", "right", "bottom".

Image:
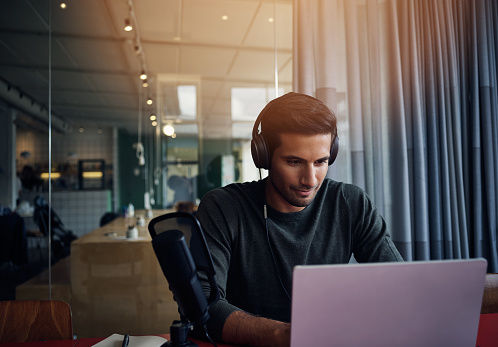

{"left": 264, "top": 177, "right": 305, "bottom": 213}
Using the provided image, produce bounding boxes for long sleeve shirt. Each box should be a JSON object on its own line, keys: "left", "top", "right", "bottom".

{"left": 195, "top": 178, "right": 403, "bottom": 341}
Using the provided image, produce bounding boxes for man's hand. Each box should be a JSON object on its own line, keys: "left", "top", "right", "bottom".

{"left": 222, "top": 310, "right": 290, "bottom": 347}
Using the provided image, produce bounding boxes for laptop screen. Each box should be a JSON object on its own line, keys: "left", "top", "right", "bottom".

{"left": 290, "top": 259, "right": 487, "bottom": 347}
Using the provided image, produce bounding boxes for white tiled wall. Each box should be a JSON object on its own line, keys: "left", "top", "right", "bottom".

{"left": 16, "top": 126, "right": 115, "bottom": 237}
{"left": 16, "top": 126, "right": 113, "bottom": 173}
{"left": 20, "top": 190, "right": 112, "bottom": 237}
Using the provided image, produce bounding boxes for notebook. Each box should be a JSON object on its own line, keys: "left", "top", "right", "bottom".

{"left": 290, "top": 259, "right": 487, "bottom": 347}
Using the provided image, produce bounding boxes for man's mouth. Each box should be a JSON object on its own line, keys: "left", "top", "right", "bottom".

{"left": 293, "top": 186, "right": 316, "bottom": 197}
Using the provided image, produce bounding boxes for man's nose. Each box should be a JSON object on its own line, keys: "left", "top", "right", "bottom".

{"left": 300, "top": 164, "right": 318, "bottom": 187}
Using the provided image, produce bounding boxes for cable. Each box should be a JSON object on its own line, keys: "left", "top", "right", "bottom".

{"left": 203, "top": 325, "right": 218, "bottom": 347}
{"left": 264, "top": 205, "right": 291, "bottom": 302}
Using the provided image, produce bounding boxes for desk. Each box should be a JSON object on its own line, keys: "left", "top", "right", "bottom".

{"left": 0, "top": 334, "right": 234, "bottom": 347}
{"left": 476, "top": 313, "right": 498, "bottom": 347}
{"left": 70, "top": 211, "right": 178, "bottom": 338}
{"left": 0, "top": 315, "right": 497, "bottom": 346}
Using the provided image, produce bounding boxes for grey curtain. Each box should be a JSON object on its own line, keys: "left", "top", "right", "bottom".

{"left": 294, "top": 0, "right": 498, "bottom": 272}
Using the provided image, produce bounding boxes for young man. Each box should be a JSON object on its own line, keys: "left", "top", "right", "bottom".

{"left": 196, "top": 92, "right": 403, "bottom": 346}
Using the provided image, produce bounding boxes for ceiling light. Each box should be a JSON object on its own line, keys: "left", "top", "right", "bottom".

{"left": 268, "top": 18, "right": 274, "bottom": 23}
{"left": 163, "top": 124, "right": 175, "bottom": 136}
{"left": 60, "top": 3, "right": 67, "bottom": 9}
{"left": 222, "top": 15, "right": 228, "bottom": 20}
{"left": 142, "top": 80, "right": 149, "bottom": 88}
{"left": 97, "top": 128, "right": 103, "bottom": 134}
{"left": 124, "top": 19, "right": 133, "bottom": 31}
{"left": 79, "top": 127, "right": 84, "bottom": 133}
{"left": 146, "top": 97, "right": 153, "bottom": 105}
{"left": 150, "top": 114, "right": 156, "bottom": 121}
{"left": 173, "top": 36, "right": 181, "bottom": 41}
{"left": 151, "top": 121, "right": 157, "bottom": 127}
{"left": 140, "top": 71, "right": 147, "bottom": 80}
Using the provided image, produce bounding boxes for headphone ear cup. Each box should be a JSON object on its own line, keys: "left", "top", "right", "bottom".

{"left": 251, "top": 133, "right": 270, "bottom": 169}
{"left": 329, "top": 135, "right": 340, "bottom": 165}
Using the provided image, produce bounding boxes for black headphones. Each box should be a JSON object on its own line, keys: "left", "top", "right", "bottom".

{"left": 250, "top": 93, "right": 340, "bottom": 170}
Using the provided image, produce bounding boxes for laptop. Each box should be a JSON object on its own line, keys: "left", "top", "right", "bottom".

{"left": 290, "top": 259, "right": 487, "bottom": 347}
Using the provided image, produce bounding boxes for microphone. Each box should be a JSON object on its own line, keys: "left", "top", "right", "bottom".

{"left": 148, "top": 212, "right": 219, "bottom": 346}
{"left": 152, "top": 229, "right": 209, "bottom": 326}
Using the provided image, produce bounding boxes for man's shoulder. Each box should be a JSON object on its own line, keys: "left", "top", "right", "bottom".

{"left": 198, "top": 180, "right": 264, "bottom": 219}
{"left": 200, "top": 180, "right": 264, "bottom": 208}
{"left": 321, "top": 178, "right": 365, "bottom": 196}
{"left": 205, "top": 180, "right": 262, "bottom": 197}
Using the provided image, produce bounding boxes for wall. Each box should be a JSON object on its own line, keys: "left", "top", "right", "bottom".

{"left": 198, "top": 138, "right": 234, "bottom": 199}
{"left": 16, "top": 126, "right": 113, "bottom": 190}
{"left": 116, "top": 132, "right": 261, "bottom": 210}
{"left": 20, "top": 190, "right": 111, "bottom": 237}
{"left": 16, "top": 125, "right": 115, "bottom": 236}
{"left": 165, "top": 136, "right": 198, "bottom": 208}
{"left": 0, "top": 103, "right": 16, "bottom": 210}
{"left": 118, "top": 130, "right": 150, "bottom": 210}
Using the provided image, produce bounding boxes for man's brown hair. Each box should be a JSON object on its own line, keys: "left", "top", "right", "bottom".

{"left": 259, "top": 92, "right": 337, "bottom": 158}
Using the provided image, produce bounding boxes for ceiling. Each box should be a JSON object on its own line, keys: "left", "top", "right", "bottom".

{"left": 0, "top": 0, "right": 293, "bottom": 138}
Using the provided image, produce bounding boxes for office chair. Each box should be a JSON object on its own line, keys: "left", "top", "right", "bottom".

{"left": 26, "top": 228, "right": 47, "bottom": 264}
{"left": 0, "top": 212, "right": 28, "bottom": 266}
{"left": 0, "top": 300, "right": 73, "bottom": 343}
{"left": 481, "top": 273, "right": 498, "bottom": 314}
{"left": 33, "top": 196, "right": 77, "bottom": 261}
{"left": 99, "top": 211, "right": 120, "bottom": 227}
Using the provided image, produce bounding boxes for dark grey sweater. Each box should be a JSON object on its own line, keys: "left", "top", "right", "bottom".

{"left": 196, "top": 178, "right": 403, "bottom": 340}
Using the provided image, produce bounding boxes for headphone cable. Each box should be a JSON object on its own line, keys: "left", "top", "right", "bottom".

{"left": 264, "top": 204, "right": 292, "bottom": 302}
{"left": 203, "top": 324, "right": 218, "bottom": 347}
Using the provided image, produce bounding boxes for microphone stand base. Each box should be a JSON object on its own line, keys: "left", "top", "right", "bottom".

{"left": 161, "top": 321, "right": 199, "bottom": 347}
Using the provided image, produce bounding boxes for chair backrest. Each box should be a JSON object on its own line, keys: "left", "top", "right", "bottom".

{"left": 481, "top": 273, "right": 498, "bottom": 314}
{"left": 33, "top": 196, "right": 65, "bottom": 236}
{"left": 99, "top": 212, "right": 120, "bottom": 227}
{"left": 0, "top": 212, "right": 27, "bottom": 265}
{"left": 0, "top": 300, "right": 73, "bottom": 343}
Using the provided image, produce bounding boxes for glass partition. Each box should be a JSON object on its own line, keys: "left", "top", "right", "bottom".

{"left": 3, "top": 0, "right": 292, "bottom": 338}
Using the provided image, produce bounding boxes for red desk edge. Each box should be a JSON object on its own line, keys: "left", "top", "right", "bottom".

{"left": 1, "top": 313, "right": 496, "bottom": 347}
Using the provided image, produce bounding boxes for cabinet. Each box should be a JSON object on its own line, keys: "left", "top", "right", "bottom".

{"left": 78, "top": 159, "right": 105, "bottom": 190}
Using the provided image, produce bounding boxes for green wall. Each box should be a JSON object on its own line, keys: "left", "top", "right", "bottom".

{"left": 118, "top": 131, "right": 148, "bottom": 210}
{"left": 118, "top": 131, "right": 236, "bottom": 209}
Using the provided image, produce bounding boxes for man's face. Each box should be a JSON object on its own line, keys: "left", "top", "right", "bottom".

{"left": 266, "top": 132, "right": 331, "bottom": 213}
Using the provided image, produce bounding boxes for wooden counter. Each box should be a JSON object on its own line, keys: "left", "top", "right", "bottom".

{"left": 16, "top": 257, "right": 71, "bottom": 304}
{"left": 70, "top": 210, "right": 179, "bottom": 338}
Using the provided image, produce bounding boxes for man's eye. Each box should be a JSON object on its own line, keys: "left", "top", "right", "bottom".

{"left": 316, "top": 159, "right": 329, "bottom": 165}
{"left": 287, "top": 160, "right": 301, "bottom": 165}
